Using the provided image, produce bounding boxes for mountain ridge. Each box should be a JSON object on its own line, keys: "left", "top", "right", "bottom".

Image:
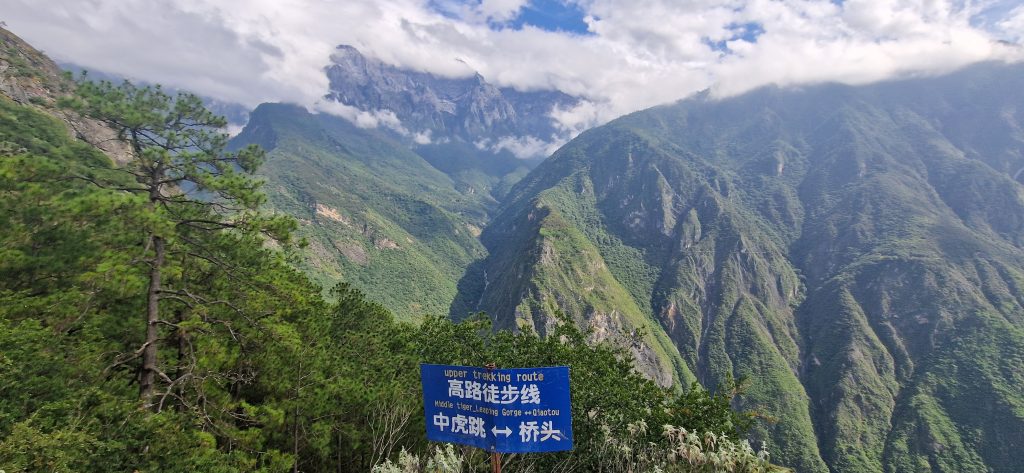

{"left": 461, "top": 61, "right": 1024, "bottom": 472}
{"left": 230, "top": 102, "right": 490, "bottom": 320}
{"left": 325, "top": 44, "right": 578, "bottom": 153}
{"left": 222, "top": 45, "right": 588, "bottom": 319}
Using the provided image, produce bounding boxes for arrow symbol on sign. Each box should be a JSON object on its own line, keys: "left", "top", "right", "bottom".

{"left": 492, "top": 425, "right": 512, "bottom": 437}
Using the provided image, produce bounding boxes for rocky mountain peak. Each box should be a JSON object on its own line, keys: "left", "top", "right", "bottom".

{"left": 323, "top": 44, "right": 577, "bottom": 157}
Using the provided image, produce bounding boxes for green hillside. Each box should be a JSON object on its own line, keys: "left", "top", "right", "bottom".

{"left": 230, "top": 104, "right": 490, "bottom": 320}
{"left": 0, "top": 70, "right": 778, "bottom": 471}
{"left": 466, "top": 63, "right": 1024, "bottom": 472}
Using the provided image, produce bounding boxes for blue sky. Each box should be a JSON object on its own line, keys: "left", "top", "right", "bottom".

{"left": 705, "top": 22, "right": 766, "bottom": 54}
{"left": 500, "top": 0, "right": 592, "bottom": 34}
{"left": 428, "top": 0, "right": 593, "bottom": 34}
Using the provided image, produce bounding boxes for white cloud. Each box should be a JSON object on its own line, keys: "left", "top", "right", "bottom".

{"left": 706, "top": 0, "right": 1016, "bottom": 97}
{"left": 412, "top": 130, "right": 434, "bottom": 145}
{"left": 550, "top": 99, "right": 608, "bottom": 136}
{"left": 225, "top": 123, "right": 246, "bottom": 137}
{"left": 998, "top": 5, "right": 1024, "bottom": 42}
{"left": 476, "top": 135, "right": 566, "bottom": 158}
{"left": 3, "top": 0, "right": 1022, "bottom": 138}
{"left": 478, "top": 0, "right": 531, "bottom": 22}
{"left": 313, "top": 100, "right": 408, "bottom": 133}
{"left": 314, "top": 100, "right": 440, "bottom": 145}
{"left": 432, "top": 0, "right": 531, "bottom": 23}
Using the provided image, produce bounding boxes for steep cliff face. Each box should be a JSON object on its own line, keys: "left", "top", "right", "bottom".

{"left": 325, "top": 45, "right": 576, "bottom": 147}
{"left": 0, "top": 27, "right": 130, "bottom": 164}
{"left": 323, "top": 45, "right": 577, "bottom": 202}
{"left": 461, "top": 63, "right": 1024, "bottom": 473}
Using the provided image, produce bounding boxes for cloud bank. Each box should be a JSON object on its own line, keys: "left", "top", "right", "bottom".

{"left": 4, "top": 0, "right": 1022, "bottom": 135}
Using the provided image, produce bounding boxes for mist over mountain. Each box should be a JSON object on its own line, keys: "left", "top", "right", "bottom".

{"left": 219, "top": 45, "right": 585, "bottom": 319}
{"left": 57, "top": 62, "right": 252, "bottom": 133}
{"left": 324, "top": 44, "right": 578, "bottom": 157}
{"left": 457, "top": 62, "right": 1024, "bottom": 472}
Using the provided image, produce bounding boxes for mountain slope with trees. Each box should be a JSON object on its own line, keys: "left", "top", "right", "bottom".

{"left": 463, "top": 62, "right": 1024, "bottom": 473}
{"left": 0, "top": 27, "right": 770, "bottom": 472}
{"left": 229, "top": 103, "right": 490, "bottom": 320}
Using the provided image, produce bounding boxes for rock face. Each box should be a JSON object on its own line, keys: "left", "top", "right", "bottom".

{"left": 323, "top": 45, "right": 580, "bottom": 205}
{"left": 0, "top": 27, "right": 130, "bottom": 164}
{"left": 324, "top": 45, "right": 577, "bottom": 153}
{"left": 458, "top": 62, "right": 1024, "bottom": 473}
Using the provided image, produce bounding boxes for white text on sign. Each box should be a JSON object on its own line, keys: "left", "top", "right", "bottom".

{"left": 431, "top": 413, "right": 565, "bottom": 444}
{"left": 448, "top": 380, "right": 542, "bottom": 404}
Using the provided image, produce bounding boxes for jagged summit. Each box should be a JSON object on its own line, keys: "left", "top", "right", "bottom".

{"left": 324, "top": 44, "right": 577, "bottom": 154}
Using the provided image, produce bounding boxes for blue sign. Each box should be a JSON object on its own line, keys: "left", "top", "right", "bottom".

{"left": 421, "top": 364, "right": 573, "bottom": 453}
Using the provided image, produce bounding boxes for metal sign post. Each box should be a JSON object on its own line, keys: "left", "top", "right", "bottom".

{"left": 420, "top": 363, "right": 574, "bottom": 464}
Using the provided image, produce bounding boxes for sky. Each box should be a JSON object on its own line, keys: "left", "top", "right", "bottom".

{"left": 4, "top": 0, "right": 1024, "bottom": 137}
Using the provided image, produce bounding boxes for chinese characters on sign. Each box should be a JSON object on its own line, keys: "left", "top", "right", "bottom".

{"left": 420, "top": 364, "right": 573, "bottom": 453}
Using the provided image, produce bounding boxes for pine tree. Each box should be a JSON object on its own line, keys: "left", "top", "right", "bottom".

{"left": 61, "top": 78, "right": 295, "bottom": 408}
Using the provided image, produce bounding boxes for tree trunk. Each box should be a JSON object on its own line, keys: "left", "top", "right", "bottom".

{"left": 294, "top": 358, "right": 302, "bottom": 473}
{"left": 293, "top": 404, "right": 300, "bottom": 473}
{"left": 140, "top": 157, "right": 165, "bottom": 405}
{"left": 139, "top": 233, "right": 164, "bottom": 404}
{"left": 174, "top": 307, "right": 188, "bottom": 413}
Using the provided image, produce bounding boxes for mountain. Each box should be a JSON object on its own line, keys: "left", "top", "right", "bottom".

{"left": 230, "top": 103, "right": 489, "bottom": 320}
{"left": 325, "top": 45, "right": 576, "bottom": 148}
{"left": 324, "top": 45, "right": 577, "bottom": 202}
{"left": 4, "top": 30, "right": 473, "bottom": 320}
{"left": 224, "top": 47, "right": 580, "bottom": 319}
{"left": 460, "top": 62, "right": 1024, "bottom": 472}
{"left": 0, "top": 27, "right": 129, "bottom": 163}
